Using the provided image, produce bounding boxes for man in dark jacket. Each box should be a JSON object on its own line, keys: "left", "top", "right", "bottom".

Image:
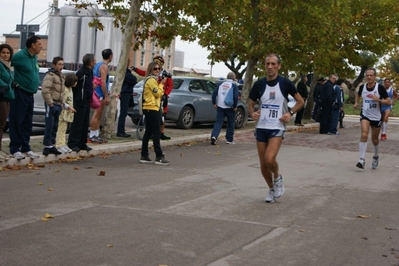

{"left": 117, "top": 60, "right": 137, "bottom": 138}
{"left": 68, "top": 54, "right": 96, "bottom": 152}
{"left": 319, "top": 74, "right": 338, "bottom": 134}
{"left": 312, "top": 77, "right": 325, "bottom": 121}
{"left": 294, "top": 75, "right": 308, "bottom": 126}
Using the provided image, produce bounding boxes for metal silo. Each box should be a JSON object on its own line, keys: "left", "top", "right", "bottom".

{"left": 59, "top": 5, "right": 77, "bottom": 16}
{"left": 47, "top": 16, "right": 65, "bottom": 63}
{"left": 79, "top": 16, "right": 96, "bottom": 63}
{"left": 63, "top": 16, "right": 81, "bottom": 70}
{"left": 110, "top": 26, "right": 123, "bottom": 66}
{"left": 95, "top": 17, "right": 113, "bottom": 61}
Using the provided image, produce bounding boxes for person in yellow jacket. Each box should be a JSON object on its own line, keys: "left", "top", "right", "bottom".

{"left": 140, "top": 61, "right": 170, "bottom": 165}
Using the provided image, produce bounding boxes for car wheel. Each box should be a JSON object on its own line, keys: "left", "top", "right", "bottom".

{"left": 176, "top": 106, "right": 194, "bottom": 129}
{"left": 131, "top": 117, "right": 139, "bottom": 125}
{"left": 234, "top": 107, "right": 245, "bottom": 129}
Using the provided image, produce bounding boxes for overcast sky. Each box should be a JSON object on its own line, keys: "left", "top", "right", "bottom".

{"left": 1, "top": 0, "right": 229, "bottom": 78}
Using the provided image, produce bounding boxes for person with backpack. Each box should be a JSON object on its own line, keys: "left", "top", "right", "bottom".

{"left": 139, "top": 61, "right": 170, "bottom": 165}
{"left": 210, "top": 72, "right": 239, "bottom": 145}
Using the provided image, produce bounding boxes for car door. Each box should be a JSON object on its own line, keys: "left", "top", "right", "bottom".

{"left": 188, "top": 79, "right": 213, "bottom": 120}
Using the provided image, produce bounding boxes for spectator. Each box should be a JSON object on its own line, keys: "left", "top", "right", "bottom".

{"left": 89, "top": 48, "right": 113, "bottom": 144}
{"left": 68, "top": 54, "right": 96, "bottom": 152}
{"left": 41, "top": 56, "right": 65, "bottom": 156}
{"left": 312, "top": 77, "right": 325, "bottom": 121}
{"left": 319, "top": 74, "right": 338, "bottom": 134}
{"left": 294, "top": 75, "right": 308, "bottom": 126}
{"left": 339, "top": 83, "right": 345, "bottom": 128}
{"left": 210, "top": 71, "right": 239, "bottom": 145}
{"left": 55, "top": 73, "right": 77, "bottom": 153}
{"left": 139, "top": 61, "right": 170, "bottom": 165}
{"left": 9, "top": 35, "right": 42, "bottom": 160}
{"left": 0, "top": 44, "right": 15, "bottom": 162}
{"left": 117, "top": 59, "right": 137, "bottom": 138}
{"left": 327, "top": 79, "right": 344, "bottom": 135}
{"left": 132, "top": 55, "right": 173, "bottom": 140}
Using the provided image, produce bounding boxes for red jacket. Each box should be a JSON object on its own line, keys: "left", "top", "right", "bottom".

{"left": 134, "top": 68, "right": 173, "bottom": 113}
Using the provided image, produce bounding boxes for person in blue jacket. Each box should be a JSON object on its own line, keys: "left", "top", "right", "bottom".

{"left": 210, "top": 72, "right": 239, "bottom": 145}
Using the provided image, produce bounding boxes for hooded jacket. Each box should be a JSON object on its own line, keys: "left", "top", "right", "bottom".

{"left": 41, "top": 69, "right": 65, "bottom": 105}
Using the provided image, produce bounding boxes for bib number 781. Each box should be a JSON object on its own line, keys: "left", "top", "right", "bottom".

{"left": 269, "top": 109, "right": 278, "bottom": 118}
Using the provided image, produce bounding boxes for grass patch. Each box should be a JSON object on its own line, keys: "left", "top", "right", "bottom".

{"left": 343, "top": 103, "right": 399, "bottom": 116}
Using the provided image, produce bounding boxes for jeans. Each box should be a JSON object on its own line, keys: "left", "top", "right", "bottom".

{"left": 9, "top": 89, "right": 34, "bottom": 154}
{"left": 117, "top": 93, "right": 130, "bottom": 135}
{"left": 211, "top": 107, "right": 235, "bottom": 142}
{"left": 141, "top": 109, "right": 163, "bottom": 158}
{"left": 329, "top": 108, "right": 340, "bottom": 134}
{"left": 43, "top": 103, "right": 62, "bottom": 146}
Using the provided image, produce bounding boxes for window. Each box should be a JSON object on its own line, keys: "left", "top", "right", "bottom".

{"left": 205, "top": 81, "right": 217, "bottom": 94}
{"left": 189, "top": 80, "right": 207, "bottom": 94}
{"left": 167, "top": 55, "right": 171, "bottom": 69}
{"left": 140, "top": 51, "right": 145, "bottom": 66}
{"left": 172, "top": 79, "right": 183, "bottom": 90}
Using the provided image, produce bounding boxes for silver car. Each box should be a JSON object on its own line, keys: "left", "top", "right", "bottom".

{"left": 128, "top": 76, "right": 248, "bottom": 129}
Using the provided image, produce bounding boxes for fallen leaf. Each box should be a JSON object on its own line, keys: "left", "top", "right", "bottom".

{"left": 41, "top": 217, "right": 49, "bottom": 222}
{"left": 98, "top": 171, "right": 106, "bottom": 176}
{"left": 106, "top": 244, "right": 114, "bottom": 247}
{"left": 45, "top": 213, "right": 54, "bottom": 218}
{"left": 38, "top": 182, "right": 43, "bottom": 186}
{"left": 48, "top": 188, "right": 53, "bottom": 191}
{"left": 361, "top": 237, "right": 368, "bottom": 240}
{"left": 356, "top": 214, "right": 371, "bottom": 219}
{"left": 74, "top": 167, "right": 80, "bottom": 170}
{"left": 299, "top": 229, "right": 305, "bottom": 233}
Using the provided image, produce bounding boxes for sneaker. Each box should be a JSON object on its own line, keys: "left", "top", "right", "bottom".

{"left": 64, "top": 146, "right": 72, "bottom": 153}
{"left": 226, "top": 140, "right": 235, "bottom": 144}
{"left": 79, "top": 145, "right": 93, "bottom": 151}
{"left": 380, "top": 134, "right": 387, "bottom": 141}
{"left": 12, "top": 151, "right": 25, "bottom": 160}
{"left": 154, "top": 155, "right": 170, "bottom": 165}
{"left": 88, "top": 136, "right": 103, "bottom": 144}
{"left": 211, "top": 137, "right": 216, "bottom": 145}
{"left": 43, "top": 146, "right": 62, "bottom": 156}
{"left": 70, "top": 146, "right": 81, "bottom": 152}
{"left": 372, "top": 155, "right": 379, "bottom": 169}
{"left": 24, "top": 151, "right": 40, "bottom": 159}
{"left": 274, "top": 175, "right": 285, "bottom": 198}
{"left": 140, "top": 156, "right": 153, "bottom": 164}
{"left": 160, "top": 133, "right": 171, "bottom": 140}
{"left": 356, "top": 158, "right": 365, "bottom": 169}
{"left": 327, "top": 132, "right": 340, "bottom": 135}
{"left": 264, "top": 189, "right": 276, "bottom": 203}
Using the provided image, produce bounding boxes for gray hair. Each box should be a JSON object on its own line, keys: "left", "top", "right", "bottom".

{"left": 82, "top": 54, "right": 95, "bottom": 66}
{"left": 227, "top": 72, "right": 236, "bottom": 80}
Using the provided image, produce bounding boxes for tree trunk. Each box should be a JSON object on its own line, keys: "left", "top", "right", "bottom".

{"left": 347, "top": 66, "right": 367, "bottom": 104}
{"left": 102, "top": 0, "right": 141, "bottom": 139}
{"left": 304, "top": 75, "right": 318, "bottom": 119}
{"left": 241, "top": 57, "right": 257, "bottom": 104}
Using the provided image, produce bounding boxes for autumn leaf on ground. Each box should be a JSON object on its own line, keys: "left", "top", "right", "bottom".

{"left": 41, "top": 217, "right": 49, "bottom": 222}
{"left": 38, "top": 182, "right": 43, "bottom": 186}
{"left": 48, "top": 188, "right": 53, "bottom": 191}
{"left": 74, "top": 167, "right": 80, "bottom": 170}
{"left": 356, "top": 214, "right": 371, "bottom": 219}
{"left": 106, "top": 244, "right": 114, "bottom": 247}
{"left": 45, "top": 213, "right": 54, "bottom": 218}
{"left": 98, "top": 171, "right": 106, "bottom": 176}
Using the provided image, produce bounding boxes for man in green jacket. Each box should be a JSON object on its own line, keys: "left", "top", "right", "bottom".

{"left": 9, "top": 35, "right": 42, "bottom": 160}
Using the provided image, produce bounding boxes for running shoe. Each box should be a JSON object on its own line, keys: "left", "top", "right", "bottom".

{"left": 356, "top": 158, "right": 365, "bottom": 169}
{"left": 274, "top": 175, "right": 285, "bottom": 198}
{"left": 211, "top": 137, "right": 216, "bottom": 145}
{"left": 140, "top": 156, "right": 153, "bottom": 164}
{"left": 372, "top": 155, "right": 379, "bottom": 170}
{"left": 12, "top": 151, "right": 25, "bottom": 160}
{"left": 226, "top": 140, "right": 235, "bottom": 144}
{"left": 264, "top": 189, "right": 276, "bottom": 203}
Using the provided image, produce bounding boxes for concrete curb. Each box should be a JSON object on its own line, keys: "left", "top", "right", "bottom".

{"left": 0, "top": 122, "right": 323, "bottom": 168}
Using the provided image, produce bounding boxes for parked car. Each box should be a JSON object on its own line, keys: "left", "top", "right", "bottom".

{"left": 127, "top": 76, "right": 248, "bottom": 129}
{"left": 4, "top": 68, "right": 75, "bottom": 131}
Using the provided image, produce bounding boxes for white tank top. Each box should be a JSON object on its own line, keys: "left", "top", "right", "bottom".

{"left": 361, "top": 83, "right": 381, "bottom": 121}
{"left": 257, "top": 82, "right": 287, "bottom": 130}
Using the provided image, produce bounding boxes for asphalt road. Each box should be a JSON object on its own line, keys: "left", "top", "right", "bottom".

{"left": 1, "top": 120, "right": 398, "bottom": 265}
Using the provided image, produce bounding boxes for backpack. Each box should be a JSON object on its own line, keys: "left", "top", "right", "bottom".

{"left": 224, "top": 86, "right": 234, "bottom": 107}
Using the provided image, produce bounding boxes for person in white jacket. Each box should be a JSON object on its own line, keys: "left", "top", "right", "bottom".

{"left": 210, "top": 72, "right": 239, "bottom": 145}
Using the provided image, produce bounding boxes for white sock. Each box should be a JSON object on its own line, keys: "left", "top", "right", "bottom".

{"left": 382, "top": 122, "right": 387, "bottom": 134}
{"left": 374, "top": 144, "right": 379, "bottom": 157}
{"left": 359, "top": 142, "right": 367, "bottom": 159}
{"left": 89, "top": 130, "right": 97, "bottom": 138}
